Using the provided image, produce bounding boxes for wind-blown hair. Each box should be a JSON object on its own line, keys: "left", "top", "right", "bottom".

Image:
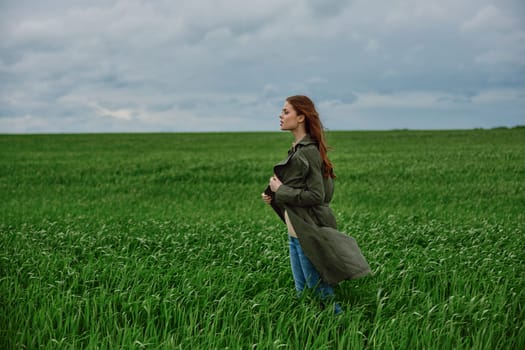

{"left": 286, "top": 95, "right": 335, "bottom": 179}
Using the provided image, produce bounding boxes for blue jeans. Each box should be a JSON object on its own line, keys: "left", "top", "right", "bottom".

{"left": 288, "top": 236, "right": 335, "bottom": 300}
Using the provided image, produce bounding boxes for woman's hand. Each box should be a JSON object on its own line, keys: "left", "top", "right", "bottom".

{"left": 261, "top": 192, "right": 272, "bottom": 205}
{"left": 269, "top": 174, "right": 282, "bottom": 192}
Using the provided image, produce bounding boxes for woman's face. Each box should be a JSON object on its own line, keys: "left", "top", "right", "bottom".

{"left": 280, "top": 101, "right": 304, "bottom": 131}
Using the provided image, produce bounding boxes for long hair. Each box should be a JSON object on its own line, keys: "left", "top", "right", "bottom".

{"left": 286, "top": 95, "right": 335, "bottom": 179}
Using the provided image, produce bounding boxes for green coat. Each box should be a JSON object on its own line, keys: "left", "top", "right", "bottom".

{"left": 265, "top": 135, "right": 371, "bottom": 286}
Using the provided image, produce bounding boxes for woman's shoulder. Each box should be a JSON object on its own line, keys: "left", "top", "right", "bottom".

{"left": 296, "top": 143, "right": 321, "bottom": 160}
{"left": 293, "top": 144, "right": 321, "bottom": 170}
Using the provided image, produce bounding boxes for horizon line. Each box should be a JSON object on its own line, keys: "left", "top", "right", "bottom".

{"left": 1, "top": 125, "right": 524, "bottom": 136}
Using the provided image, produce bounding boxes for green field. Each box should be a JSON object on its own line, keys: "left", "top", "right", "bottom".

{"left": 1, "top": 129, "right": 524, "bottom": 349}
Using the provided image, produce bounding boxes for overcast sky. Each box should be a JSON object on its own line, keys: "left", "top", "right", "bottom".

{"left": 1, "top": 0, "right": 524, "bottom": 133}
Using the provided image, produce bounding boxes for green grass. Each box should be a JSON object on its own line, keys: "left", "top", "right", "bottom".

{"left": 1, "top": 129, "right": 524, "bottom": 349}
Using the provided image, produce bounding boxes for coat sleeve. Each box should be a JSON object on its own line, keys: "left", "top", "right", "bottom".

{"left": 274, "top": 146, "right": 325, "bottom": 206}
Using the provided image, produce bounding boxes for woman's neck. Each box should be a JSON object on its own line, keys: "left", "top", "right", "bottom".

{"left": 291, "top": 127, "right": 307, "bottom": 146}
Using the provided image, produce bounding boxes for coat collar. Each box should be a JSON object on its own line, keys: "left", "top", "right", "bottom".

{"left": 292, "top": 134, "right": 317, "bottom": 151}
{"left": 275, "top": 134, "right": 318, "bottom": 168}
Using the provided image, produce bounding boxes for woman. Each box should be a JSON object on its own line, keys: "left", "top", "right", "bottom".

{"left": 262, "top": 95, "right": 371, "bottom": 315}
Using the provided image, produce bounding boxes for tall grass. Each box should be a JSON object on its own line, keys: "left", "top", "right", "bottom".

{"left": 1, "top": 129, "right": 524, "bottom": 349}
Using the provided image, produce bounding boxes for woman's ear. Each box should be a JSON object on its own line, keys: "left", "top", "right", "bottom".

{"left": 297, "top": 114, "right": 305, "bottom": 123}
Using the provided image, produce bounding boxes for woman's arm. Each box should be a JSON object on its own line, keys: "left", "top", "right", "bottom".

{"left": 272, "top": 147, "right": 325, "bottom": 206}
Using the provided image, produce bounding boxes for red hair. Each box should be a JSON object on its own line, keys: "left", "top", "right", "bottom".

{"left": 286, "top": 95, "right": 335, "bottom": 178}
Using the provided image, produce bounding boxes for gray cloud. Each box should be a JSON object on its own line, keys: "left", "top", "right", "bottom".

{"left": 306, "top": 0, "right": 352, "bottom": 17}
{"left": 0, "top": 0, "right": 524, "bottom": 133}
